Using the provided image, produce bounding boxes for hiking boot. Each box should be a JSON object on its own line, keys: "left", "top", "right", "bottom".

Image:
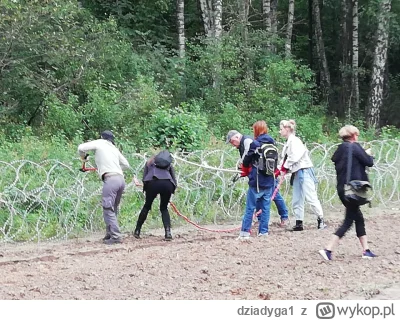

{"left": 103, "top": 238, "right": 123, "bottom": 245}
{"left": 103, "top": 234, "right": 111, "bottom": 240}
{"left": 292, "top": 220, "right": 303, "bottom": 231}
{"left": 164, "top": 227, "right": 172, "bottom": 241}
{"left": 362, "top": 250, "right": 377, "bottom": 259}
{"left": 319, "top": 249, "right": 332, "bottom": 261}
{"left": 317, "top": 218, "right": 327, "bottom": 229}
{"left": 133, "top": 229, "right": 141, "bottom": 239}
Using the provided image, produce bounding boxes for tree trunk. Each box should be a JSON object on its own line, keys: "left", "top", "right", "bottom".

{"left": 177, "top": 0, "right": 186, "bottom": 102}
{"left": 312, "top": 0, "right": 331, "bottom": 105}
{"left": 308, "top": 0, "right": 313, "bottom": 69}
{"left": 349, "top": 0, "right": 359, "bottom": 117}
{"left": 262, "top": 0, "right": 272, "bottom": 32}
{"left": 366, "top": 0, "right": 392, "bottom": 129}
{"left": 285, "top": 0, "right": 295, "bottom": 57}
{"left": 177, "top": 0, "right": 185, "bottom": 59}
{"left": 199, "top": 0, "right": 213, "bottom": 38}
{"left": 270, "top": 0, "right": 278, "bottom": 53}
{"left": 214, "top": 0, "right": 222, "bottom": 39}
{"left": 339, "top": 0, "right": 351, "bottom": 119}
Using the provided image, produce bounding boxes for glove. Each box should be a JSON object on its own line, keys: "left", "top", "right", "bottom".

{"left": 274, "top": 168, "right": 280, "bottom": 177}
{"left": 240, "top": 165, "right": 252, "bottom": 177}
{"left": 281, "top": 167, "right": 288, "bottom": 175}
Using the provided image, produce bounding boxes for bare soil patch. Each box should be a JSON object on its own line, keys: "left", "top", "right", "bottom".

{"left": 0, "top": 208, "right": 399, "bottom": 300}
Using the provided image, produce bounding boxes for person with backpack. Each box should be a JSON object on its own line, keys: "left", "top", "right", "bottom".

{"left": 276, "top": 119, "right": 327, "bottom": 231}
{"left": 226, "top": 129, "right": 289, "bottom": 227}
{"left": 133, "top": 150, "right": 177, "bottom": 241}
{"left": 77, "top": 130, "right": 130, "bottom": 245}
{"left": 319, "top": 125, "right": 376, "bottom": 260}
{"left": 237, "top": 120, "right": 276, "bottom": 240}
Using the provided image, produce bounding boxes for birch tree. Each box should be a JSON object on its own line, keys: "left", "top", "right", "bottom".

{"left": 349, "top": 0, "right": 359, "bottom": 118}
{"left": 177, "top": 0, "right": 185, "bottom": 58}
{"left": 366, "top": 0, "right": 392, "bottom": 128}
{"left": 285, "top": 0, "right": 295, "bottom": 57}
{"left": 199, "top": 0, "right": 213, "bottom": 38}
{"left": 262, "top": 0, "right": 271, "bottom": 32}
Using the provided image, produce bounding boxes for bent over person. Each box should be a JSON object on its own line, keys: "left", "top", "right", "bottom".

{"left": 78, "top": 130, "right": 130, "bottom": 245}
{"left": 226, "top": 129, "right": 289, "bottom": 227}
{"left": 134, "top": 150, "right": 177, "bottom": 241}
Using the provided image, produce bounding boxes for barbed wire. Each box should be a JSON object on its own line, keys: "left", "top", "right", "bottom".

{"left": 0, "top": 140, "right": 399, "bottom": 243}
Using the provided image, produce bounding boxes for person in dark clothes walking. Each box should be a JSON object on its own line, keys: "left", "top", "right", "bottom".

{"left": 319, "top": 125, "right": 376, "bottom": 260}
{"left": 134, "top": 150, "right": 177, "bottom": 241}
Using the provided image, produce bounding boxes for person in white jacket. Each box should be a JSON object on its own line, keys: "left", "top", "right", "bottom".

{"left": 78, "top": 130, "right": 130, "bottom": 244}
{"left": 275, "top": 120, "right": 327, "bottom": 231}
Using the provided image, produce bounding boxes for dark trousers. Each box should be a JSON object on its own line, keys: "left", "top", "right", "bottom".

{"left": 334, "top": 189, "right": 366, "bottom": 238}
{"left": 137, "top": 179, "right": 174, "bottom": 228}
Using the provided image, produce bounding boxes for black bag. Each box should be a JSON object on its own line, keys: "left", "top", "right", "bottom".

{"left": 344, "top": 143, "right": 372, "bottom": 206}
{"left": 254, "top": 143, "right": 279, "bottom": 175}
{"left": 154, "top": 150, "right": 172, "bottom": 169}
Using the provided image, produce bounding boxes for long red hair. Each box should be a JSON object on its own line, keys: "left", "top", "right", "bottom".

{"left": 253, "top": 120, "right": 268, "bottom": 139}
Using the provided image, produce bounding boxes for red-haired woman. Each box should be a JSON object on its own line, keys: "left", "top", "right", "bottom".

{"left": 238, "top": 120, "right": 276, "bottom": 240}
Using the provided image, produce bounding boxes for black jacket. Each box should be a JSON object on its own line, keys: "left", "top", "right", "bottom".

{"left": 142, "top": 161, "right": 177, "bottom": 191}
{"left": 331, "top": 142, "right": 374, "bottom": 189}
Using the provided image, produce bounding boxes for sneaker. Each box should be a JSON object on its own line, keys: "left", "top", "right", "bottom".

{"left": 279, "top": 219, "right": 289, "bottom": 228}
{"left": 317, "top": 218, "right": 327, "bottom": 230}
{"left": 257, "top": 232, "right": 269, "bottom": 237}
{"left": 103, "top": 238, "right": 123, "bottom": 245}
{"left": 319, "top": 249, "right": 332, "bottom": 261}
{"left": 362, "top": 250, "right": 377, "bottom": 259}
{"left": 236, "top": 235, "right": 251, "bottom": 241}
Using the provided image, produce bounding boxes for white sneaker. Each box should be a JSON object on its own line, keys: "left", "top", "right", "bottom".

{"left": 236, "top": 235, "right": 251, "bottom": 242}
{"left": 257, "top": 232, "right": 269, "bottom": 237}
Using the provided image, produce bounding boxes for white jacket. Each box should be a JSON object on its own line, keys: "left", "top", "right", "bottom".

{"left": 78, "top": 139, "right": 130, "bottom": 179}
{"left": 280, "top": 134, "right": 313, "bottom": 173}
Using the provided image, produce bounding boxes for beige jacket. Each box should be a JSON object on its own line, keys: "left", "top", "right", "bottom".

{"left": 78, "top": 139, "right": 130, "bottom": 179}
{"left": 280, "top": 134, "right": 313, "bottom": 173}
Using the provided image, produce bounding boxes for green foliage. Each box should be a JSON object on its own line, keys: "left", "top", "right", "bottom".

{"left": 145, "top": 103, "right": 209, "bottom": 151}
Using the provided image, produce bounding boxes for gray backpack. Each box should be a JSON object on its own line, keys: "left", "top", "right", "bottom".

{"left": 254, "top": 143, "right": 279, "bottom": 175}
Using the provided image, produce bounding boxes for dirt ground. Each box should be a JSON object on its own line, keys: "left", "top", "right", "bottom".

{"left": 0, "top": 208, "right": 399, "bottom": 300}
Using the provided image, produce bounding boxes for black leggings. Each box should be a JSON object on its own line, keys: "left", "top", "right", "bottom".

{"left": 334, "top": 190, "right": 366, "bottom": 238}
{"left": 137, "top": 179, "right": 174, "bottom": 228}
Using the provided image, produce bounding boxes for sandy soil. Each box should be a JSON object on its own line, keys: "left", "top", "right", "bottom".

{"left": 0, "top": 208, "right": 399, "bottom": 300}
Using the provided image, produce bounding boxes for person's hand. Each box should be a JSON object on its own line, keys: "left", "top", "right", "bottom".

{"left": 280, "top": 167, "right": 288, "bottom": 175}
{"left": 365, "top": 148, "right": 373, "bottom": 156}
{"left": 240, "top": 165, "right": 252, "bottom": 177}
{"left": 80, "top": 154, "right": 89, "bottom": 162}
{"left": 133, "top": 177, "right": 142, "bottom": 187}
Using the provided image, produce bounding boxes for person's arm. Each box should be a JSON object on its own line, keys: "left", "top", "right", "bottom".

{"left": 118, "top": 152, "right": 130, "bottom": 170}
{"left": 77, "top": 140, "right": 98, "bottom": 158}
{"left": 240, "top": 138, "right": 253, "bottom": 162}
{"left": 169, "top": 166, "right": 178, "bottom": 188}
{"left": 283, "top": 137, "right": 307, "bottom": 169}
{"left": 142, "top": 164, "right": 149, "bottom": 181}
{"left": 354, "top": 143, "right": 374, "bottom": 167}
{"left": 242, "top": 141, "right": 259, "bottom": 167}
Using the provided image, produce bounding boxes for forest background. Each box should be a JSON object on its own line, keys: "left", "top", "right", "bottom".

{"left": 0, "top": 0, "right": 399, "bottom": 160}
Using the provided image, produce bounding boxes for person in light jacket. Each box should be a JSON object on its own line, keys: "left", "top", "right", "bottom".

{"left": 276, "top": 119, "right": 326, "bottom": 231}
{"left": 78, "top": 130, "right": 130, "bottom": 245}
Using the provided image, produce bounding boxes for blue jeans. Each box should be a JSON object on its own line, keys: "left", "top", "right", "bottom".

{"left": 273, "top": 178, "right": 289, "bottom": 220}
{"left": 240, "top": 186, "right": 273, "bottom": 236}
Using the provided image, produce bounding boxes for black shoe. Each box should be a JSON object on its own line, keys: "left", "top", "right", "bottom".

{"left": 165, "top": 227, "right": 172, "bottom": 241}
{"left": 317, "top": 218, "right": 327, "bottom": 229}
{"left": 133, "top": 229, "right": 141, "bottom": 239}
{"left": 103, "top": 234, "right": 111, "bottom": 240}
{"left": 292, "top": 220, "right": 304, "bottom": 231}
{"left": 103, "top": 238, "right": 122, "bottom": 245}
